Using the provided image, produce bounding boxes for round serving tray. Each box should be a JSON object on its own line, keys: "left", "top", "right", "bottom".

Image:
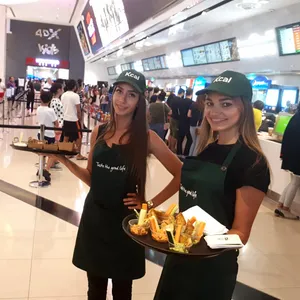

{"left": 11, "top": 144, "right": 79, "bottom": 156}
{"left": 122, "top": 214, "right": 234, "bottom": 257}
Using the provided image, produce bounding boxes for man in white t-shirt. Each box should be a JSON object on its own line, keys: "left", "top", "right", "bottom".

{"left": 61, "top": 79, "right": 86, "bottom": 160}
{"left": 37, "top": 91, "right": 59, "bottom": 182}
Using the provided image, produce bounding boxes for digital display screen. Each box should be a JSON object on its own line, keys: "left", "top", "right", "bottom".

{"left": 274, "top": 114, "right": 292, "bottom": 136}
{"left": 121, "top": 62, "right": 134, "bottom": 71}
{"left": 142, "top": 55, "right": 168, "bottom": 71}
{"left": 82, "top": 1, "right": 102, "bottom": 54}
{"left": 76, "top": 21, "right": 90, "bottom": 56}
{"left": 107, "top": 66, "right": 117, "bottom": 75}
{"left": 265, "top": 89, "right": 280, "bottom": 107}
{"left": 90, "top": 0, "right": 129, "bottom": 47}
{"left": 281, "top": 89, "right": 298, "bottom": 107}
{"left": 276, "top": 22, "right": 300, "bottom": 55}
{"left": 181, "top": 38, "right": 240, "bottom": 67}
{"left": 192, "top": 46, "right": 207, "bottom": 64}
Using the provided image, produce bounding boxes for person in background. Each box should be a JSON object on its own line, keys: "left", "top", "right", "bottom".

{"left": 43, "top": 78, "right": 53, "bottom": 92}
{"left": 149, "top": 91, "right": 170, "bottom": 140}
{"left": 100, "top": 87, "right": 109, "bottom": 113}
{"left": 37, "top": 91, "right": 60, "bottom": 182}
{"left": 6, "top": 76, "right": 16, "bottom": 109}
{"left": 275, "top": 104, "right": 300, "bottom": 220}
{"left": 259, "top": 113, "right": 275, "bottom": 132}
{"left": 188, "top": 92, "right": 204, "bottom": 156}
{"left": 51, "top": 70, "right": 181, "bottom": 300}
{"left": 169, "top": 88, "right": 184, "bottom": 153}
{"left": 61, "top": 79, "right": 87, "bottom": 160}
{"left": 150, "top": 87, "right": 160, "bottom": 103}
{"left": 50, "top": 83, "right": 64, "bottom": 128}
{"left": 177, "top": 88, "right": 193, "bottom": 156}
{"left": 26, "top": 80, "right": 35, "bottom": 116}
{"left": 147, "top": 87, "right": 154, "bottom": 102}
{"left": 155, "top": 70, "right": 270, "bottom": 300}
{"left": 77, "top": 79, "right": 85, "bottom": 107}
{"left": 253, "top": 100, "right": 264, "bottom": 132}
{"left": 7, "top": 76, "right": 15, "bottom": 89}
{"left": 0, "top": 78, "right": 6, "bottom": 102}
{"left": 33, "top": 79, "right": 42, "bottom": 103}
{"left": 166, "top": 92, "right": 175, "bottom": 108}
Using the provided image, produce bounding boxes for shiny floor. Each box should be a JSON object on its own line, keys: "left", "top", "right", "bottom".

{"left": 1, "top": 112, "right": 300, "bottom": 299}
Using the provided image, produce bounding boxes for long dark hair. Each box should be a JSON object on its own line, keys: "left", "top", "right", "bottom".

{"left": 97, "top": 88, "right": 148, "bottom": 201}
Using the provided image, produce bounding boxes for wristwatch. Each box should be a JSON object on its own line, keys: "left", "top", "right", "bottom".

{"left": 147, "top": 200, "right": 154, "bottom": 210}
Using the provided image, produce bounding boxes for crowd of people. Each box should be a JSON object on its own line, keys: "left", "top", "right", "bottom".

{"left": 146, "top": 86, "right": 203, "bottom": 157}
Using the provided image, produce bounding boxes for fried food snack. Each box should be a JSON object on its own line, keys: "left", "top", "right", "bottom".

{"left": 151, "top": 230, "right": 168, "bottom": 243}
{"left": 130, "top": 224, "right": 148, "bottom": 236}
{"left": 175, "top": 213, "right": 186, "bottom": 226}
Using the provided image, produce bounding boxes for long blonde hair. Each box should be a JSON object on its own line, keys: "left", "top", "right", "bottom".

{"left": 197, "top": 96, "right": 266, "bottom": 163}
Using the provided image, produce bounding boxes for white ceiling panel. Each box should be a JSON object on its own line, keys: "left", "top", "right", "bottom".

{"left": 6, "top": 0, "right": 85, "bottom": 25}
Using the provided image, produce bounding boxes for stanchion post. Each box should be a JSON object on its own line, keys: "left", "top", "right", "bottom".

{"left": 21, "top": 99, "right": 26, "bottom": 125}
{"left": 86, "top": 105, "right": 90, "bottom": 145}
{"left": 38, "top": 124, "right": 45, "bottom": 183}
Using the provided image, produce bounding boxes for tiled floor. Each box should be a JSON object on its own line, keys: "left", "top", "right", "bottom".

{"left": 1, "top": 113, "right": 300, "bottom": 299}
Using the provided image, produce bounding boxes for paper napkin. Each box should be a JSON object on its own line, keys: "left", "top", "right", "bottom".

{"left": 182, "top": 205, "right": 228, "bottom": 236}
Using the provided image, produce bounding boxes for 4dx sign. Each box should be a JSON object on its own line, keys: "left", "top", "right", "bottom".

{"left": 35, "top": 28, "right": 61, "bottom": 40}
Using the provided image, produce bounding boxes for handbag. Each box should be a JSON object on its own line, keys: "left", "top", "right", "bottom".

{"left": 163, "top": 103, "right": 170, "bottom": 130}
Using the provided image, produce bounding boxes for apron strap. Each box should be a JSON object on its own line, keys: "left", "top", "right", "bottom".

{"left": 221, "top": 143, "right": 242, "bottom": 171}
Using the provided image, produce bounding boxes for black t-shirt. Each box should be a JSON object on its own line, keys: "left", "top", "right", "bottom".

{"left": 189, "top": 102, "right": 202, "bottom": 127}
{"left": 195, "top": 142, "right": 270, "bottom": 228}
{"left": 171, "top": 96, "right": 181, "bottom": 120}
{"left": 178, "top": 97, "right": 193, "bottom": 129}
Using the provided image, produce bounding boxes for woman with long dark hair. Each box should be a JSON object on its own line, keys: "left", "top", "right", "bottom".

{"left": 155, "top": 71, "right": 270, "bottom": 300}
{"left": 52, "top": 70, "right": 182, "bottom": 300}
{"left": 26, "top": 80, "right": 35, "bottom": 116}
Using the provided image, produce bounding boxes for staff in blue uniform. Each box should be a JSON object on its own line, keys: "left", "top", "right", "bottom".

{"left": 55, "top": 70, "right": 182, "bottom": 300}
{"left": 154, "top": 70, "right": 271, "bottom": 300}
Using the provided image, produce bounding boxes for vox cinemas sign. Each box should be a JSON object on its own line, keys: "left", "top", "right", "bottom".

{"left": 35, "top": 27, "right": 61, "bottom": 56}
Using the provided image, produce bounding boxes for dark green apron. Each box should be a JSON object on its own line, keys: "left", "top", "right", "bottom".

{"left": 155, "top": 143, "right": 241, "bottom": 300}
{"left": 73, "top": 141, "right": 145, "bottom": 280}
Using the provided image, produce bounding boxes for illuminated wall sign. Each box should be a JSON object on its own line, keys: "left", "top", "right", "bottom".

{"left": 25, "top": 57, "right": 69, "bottom": 69}
{"left": 35, "top": 58, "right": 60, "bottom": 67}
{"left": 237, "top": 30, "right": 277, "bottom": 58}
{"left": 193, "top": 76, "right": 206, "bottom": 101}
{"left": 250, "top": 76, "right": 272, "bottom": 90}
{"left": 38, "top": 43, "right": 59, "bottom": 55}
{"left": 35, "top": 28, "right": 61, "bottom": 40}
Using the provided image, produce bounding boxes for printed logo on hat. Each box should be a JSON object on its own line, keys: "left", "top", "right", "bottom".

{"left": 125, "top": 71, "right": 140, "bottom": 81}
{"left": 213, "top": 76, "right": 233, "bottom": 83}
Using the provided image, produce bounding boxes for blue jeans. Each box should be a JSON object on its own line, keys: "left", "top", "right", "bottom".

{"left": 150, "top": 123, "right": 165, "bottom": 140}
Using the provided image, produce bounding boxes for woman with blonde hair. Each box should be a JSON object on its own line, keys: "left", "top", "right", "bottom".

{"left": 155, "top": 70, "right": 270, "bottom": 300}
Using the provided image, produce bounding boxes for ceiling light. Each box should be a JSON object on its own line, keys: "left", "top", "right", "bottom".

{"left": 0, "top": 0, "right": 38, "bottom": 4}
{"left": 236, "top": 0, "right": 269, "bottom": 10}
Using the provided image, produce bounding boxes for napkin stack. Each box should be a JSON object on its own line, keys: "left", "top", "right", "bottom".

{"left": 204, "top": 234, "right": 244, "bottom": 249}
{"left": 182, "top": 206, "right": 228, "bottom": 236}
{"left": 182, "top": 206, "right": 244, "bottom": 249}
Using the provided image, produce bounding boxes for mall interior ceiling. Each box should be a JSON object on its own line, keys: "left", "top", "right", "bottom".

{"left": 4, "top": 0, "right": 300, "bottom": 83}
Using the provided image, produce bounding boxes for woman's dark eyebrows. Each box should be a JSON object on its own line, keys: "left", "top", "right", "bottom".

{"left": 219, "top": 97, "right": 233, "bottom": 101}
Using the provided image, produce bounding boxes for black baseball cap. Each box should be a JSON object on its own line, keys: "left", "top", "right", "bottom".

{"left": 196, "top": 70, "right": 253, "bottom": 101}
{"left": 114, "top": 70, "right": 146, "bottom": 94}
